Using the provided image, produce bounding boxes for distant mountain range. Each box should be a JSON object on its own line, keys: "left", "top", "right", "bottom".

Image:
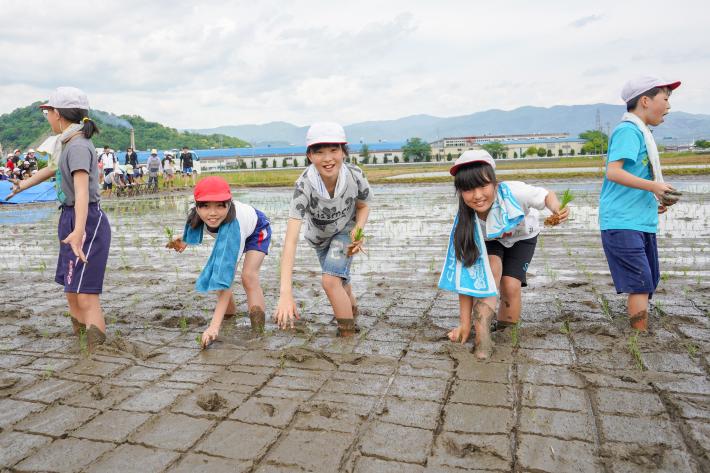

{"left": 191, "top": 104, "right": 710, "bottom": 146}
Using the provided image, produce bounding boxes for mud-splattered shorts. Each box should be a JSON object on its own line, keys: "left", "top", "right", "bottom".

{"left": 315, "top": 229, "right": 353, "bottom": 284}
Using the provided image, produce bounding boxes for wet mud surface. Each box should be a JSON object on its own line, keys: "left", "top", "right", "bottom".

{"left": 1, "top": 178, "right": 709, "bottom": 472}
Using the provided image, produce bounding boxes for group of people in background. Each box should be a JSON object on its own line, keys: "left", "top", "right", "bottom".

{"left": 97, "top": 145, "right": 198, "bottom": 192}
{"left": 1, "top": 148, "right": 40, "bottom": 181}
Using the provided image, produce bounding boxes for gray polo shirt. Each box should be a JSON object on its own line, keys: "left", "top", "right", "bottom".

{"left": 58, "top": 135, "right": 101, "bottom": 205}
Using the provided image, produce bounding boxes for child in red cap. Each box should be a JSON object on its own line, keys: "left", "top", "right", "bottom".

{"left": 168, "top": 176, "right": 271, "bottom": 347}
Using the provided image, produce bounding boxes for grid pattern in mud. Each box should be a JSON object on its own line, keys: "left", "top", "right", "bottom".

{"left": 0, "top": 178, "right": 709, "bottom": 472}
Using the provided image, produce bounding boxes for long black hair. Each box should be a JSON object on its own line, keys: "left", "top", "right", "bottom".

{"left": 186, "top": 200, "right": 236, "bottom": 230}
{"left": 55, "top": 108, "right": 100, "bottom": 139}
{"left": 453, "top": 162, "right": 497, "bottom": 267}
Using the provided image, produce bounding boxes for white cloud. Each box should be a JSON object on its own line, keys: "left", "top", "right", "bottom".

{"left": 0, "top": 0, "right": 708, "bottom": 129}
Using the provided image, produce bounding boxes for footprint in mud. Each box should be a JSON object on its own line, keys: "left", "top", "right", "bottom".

{"left": 99, "top": 337, "right": 147, "bottom": 359}
{"left": 443, "top": 438, "right": 506, "bottom": 460}
{"left": 196, "top": 392, "right": 228, "bottom": 412}
{"left": 259, "top": 402, "right": 276, "bottom": 417}
{"left": 90, "top": 386, "right": 105, "bottom": 400}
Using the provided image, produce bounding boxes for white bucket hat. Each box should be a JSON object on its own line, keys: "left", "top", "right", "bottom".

{"left": 39, "top": 86, "right": 90, "bottom": 110}
{"left": 449, "top": 150, "right": 495, "bottom": 176}
{"left": 306, "top": 122, "right": 347, "bottom": 147}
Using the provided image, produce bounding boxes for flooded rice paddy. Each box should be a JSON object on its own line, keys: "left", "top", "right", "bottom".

{"left": 0, "top": 177, "right": 708, "bottom": 472}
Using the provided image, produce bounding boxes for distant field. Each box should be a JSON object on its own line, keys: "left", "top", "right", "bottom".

{"left": 205, "top": 153, "right": 710, "bottom": 187}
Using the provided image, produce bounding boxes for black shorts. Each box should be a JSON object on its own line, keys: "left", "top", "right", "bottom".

{"left": 485, "top": 235, "right": 537, "bottom": 287}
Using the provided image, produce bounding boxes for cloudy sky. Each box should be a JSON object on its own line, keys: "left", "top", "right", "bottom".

{"left": 1, "top": 0, "right": 708, "bottom": 129}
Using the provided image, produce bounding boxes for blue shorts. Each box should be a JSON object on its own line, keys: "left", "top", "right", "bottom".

{"left": 244, "top": 210, "right": 271, "bottom": 255}
{"left": 315, "top": 229, "right": 353, "bottom": 284}
{"left": 601, "top": 229, "right": 659, "bottom": 296}
{"left": 183, "top": 167, "right": 193, "bottom": 174}
{"left": 55, "top": 203, "right": 112, "bottom": 294}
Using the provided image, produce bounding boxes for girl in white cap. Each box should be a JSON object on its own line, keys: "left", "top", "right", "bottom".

{"left": 274, "top": 122, "right": 372, "bottom": 336}
{"left": 6, "top": 86, "right": 111, "bottom": 352}
{"left": 441, "top": 150, "right": 568, "bottom": 359}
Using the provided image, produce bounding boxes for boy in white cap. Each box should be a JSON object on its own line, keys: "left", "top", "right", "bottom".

{"left": 274, "top": 122, "right": 372, "bottom": 336}
{"left": 599, "top": 76, "right": 681, "bottom": 331}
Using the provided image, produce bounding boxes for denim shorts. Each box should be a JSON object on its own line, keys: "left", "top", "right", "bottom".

{"left": 315, "top": 230, "right": 353, "bottom": 284}
{"left": 601, "top": 229, "right": 659, "bottom": 296}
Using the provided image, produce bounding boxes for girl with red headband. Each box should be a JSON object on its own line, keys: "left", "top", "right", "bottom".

{"left": 167, "top": 176, "right": 271, "bottom": 348}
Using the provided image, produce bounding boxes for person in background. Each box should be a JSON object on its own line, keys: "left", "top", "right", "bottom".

{"left": 178, "top": 146, "right": 197, "bottom": 186}
{"left": 98, "top": 146, "right": 116, "bottom": 190}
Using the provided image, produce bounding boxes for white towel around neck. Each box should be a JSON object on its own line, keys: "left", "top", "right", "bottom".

{"left": 621, "top": 112, "right": 663, "bottom": 183}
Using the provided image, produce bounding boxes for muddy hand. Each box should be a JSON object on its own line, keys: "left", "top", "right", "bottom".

{"left": 4, "top": 178, "right": 24, "bottom": 201}
{"left": 201, "top": 326, "right": 218, "bottom": 349}
{"left": 62, "top": 231, "right": 87, "bottom": 263}
{"left": 658, "top": 204, "right": 668, "bottom": 214}
{"left": 166, "top": 237, "right": 187, "bottom": 252}
{"left": 660, "top": 189, "right": 682, "bottom": 207}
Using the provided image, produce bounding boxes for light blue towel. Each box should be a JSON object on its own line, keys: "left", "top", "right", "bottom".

{"left": 484, "top": 182, "right": 525, "bottom": 239}
{"left": 438, "top": 214, "right": 498, "bottom": 297}
{"left": 183, "top": 219, "right": 241, "bottom": 293}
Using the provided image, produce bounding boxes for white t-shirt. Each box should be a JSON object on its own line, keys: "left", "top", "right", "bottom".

{"left": 99, "top": 152, "right": 116, "bottom": 169}
{"left": 205, "top": 201, "right": 258, "bottom": 261}
{"left": 481, "top": 181, "right": 548, "bottom": 247}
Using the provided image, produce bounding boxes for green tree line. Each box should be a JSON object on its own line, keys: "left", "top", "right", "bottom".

{"left": 0, "top": 102, "right": 250, "bottom": 152}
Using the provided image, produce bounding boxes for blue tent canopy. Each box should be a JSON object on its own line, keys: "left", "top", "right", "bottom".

{"left": 0, "top": 181, "right": 57, "bottom": 204}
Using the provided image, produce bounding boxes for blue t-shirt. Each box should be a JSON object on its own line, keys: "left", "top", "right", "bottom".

{"left": 599, "top": 121, "right": 658, "bottom": 233}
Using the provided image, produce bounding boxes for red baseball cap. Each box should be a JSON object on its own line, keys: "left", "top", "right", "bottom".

{"left": 194, "top": 176, "right": 232, "bottom": 201}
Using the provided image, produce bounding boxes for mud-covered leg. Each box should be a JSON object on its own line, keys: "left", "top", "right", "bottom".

{"left": 473, "top": 297, "right": 497, "bottom": 360}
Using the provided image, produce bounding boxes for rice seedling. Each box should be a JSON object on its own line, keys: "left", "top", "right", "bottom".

{"left": 685, "top": 342, "right": 699, "bottom": 357}
{"left": 545, "top": 189, "right": 573, "bottom": 226}
{"left": 560, "top": 319, "right": 571, "bottom": 335}
{"left": 179, "top": 317, "right": 188, "bottom": 334}
{"left": 627, "top": 331, "right": 645, "bottom": 371}
{"left": 598, "top": 294, "right": 612, "bottom": 320}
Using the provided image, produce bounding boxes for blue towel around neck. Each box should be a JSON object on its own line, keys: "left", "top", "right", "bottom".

{"left": 182, "top": 219, "right": 241, "bottom": 293}
{"left": 438, "top": 214, "right": 498, "bottom": 298}
{"left": 484, "top": 182, "right": 525, "bottom": 239}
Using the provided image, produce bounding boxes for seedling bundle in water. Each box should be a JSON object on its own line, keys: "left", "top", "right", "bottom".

{"left": 544, "top": 189, "right": 573, "bottom": 226}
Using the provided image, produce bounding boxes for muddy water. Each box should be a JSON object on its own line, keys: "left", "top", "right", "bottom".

{"left": 1, "top": 177, "right": 709, "bottom": 472}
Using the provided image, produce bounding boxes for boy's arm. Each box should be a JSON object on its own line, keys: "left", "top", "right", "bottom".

{"left": 201, "top": 289, "right": 232, "bottom": 348}
{"left": 5, "top": 166, "right": 55, "bottom": 200}
{"left": 62, "top": 171, "right": 89, "bottom": 263}
{"left": 274, "top": 218, "right": 302, "bottom": 329}
{"left": 606, "top": 161, "right": 673, "bottom": 200}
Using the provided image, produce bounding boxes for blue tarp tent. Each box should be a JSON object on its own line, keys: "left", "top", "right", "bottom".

{"left": 0, "top": 181, "right": 57, "bottom": 204}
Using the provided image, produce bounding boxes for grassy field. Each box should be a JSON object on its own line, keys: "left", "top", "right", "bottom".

{"left": 204, "top": 153, "right": 710, "bottom": 187}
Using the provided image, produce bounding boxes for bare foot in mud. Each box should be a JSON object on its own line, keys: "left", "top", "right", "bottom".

{"left": 447, "top": 325, "right": 471, "bottom": 344}
{"left": 248, "top": 306, "right": 266, "bottom": 332}
{"left": 629, "top": 310, "right": 648, "bottom": 332}
{"left": 86, "top": 326, "right": 106, "bottom": 353}
{"left": 70, "top": 316, "right": 86, "bottom": 336}
{"left": 336, "top": 318, "right": 360, "bottom": 337}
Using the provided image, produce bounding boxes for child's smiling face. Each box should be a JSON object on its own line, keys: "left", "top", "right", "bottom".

{"left": 308, "top": 145, "right": 344, "bottom": 180}
{"left": 196, "top": 201, "right": 230, "bottom": 228}
{"left": 461, "top": 183, "right": 496, "bottom": 215}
